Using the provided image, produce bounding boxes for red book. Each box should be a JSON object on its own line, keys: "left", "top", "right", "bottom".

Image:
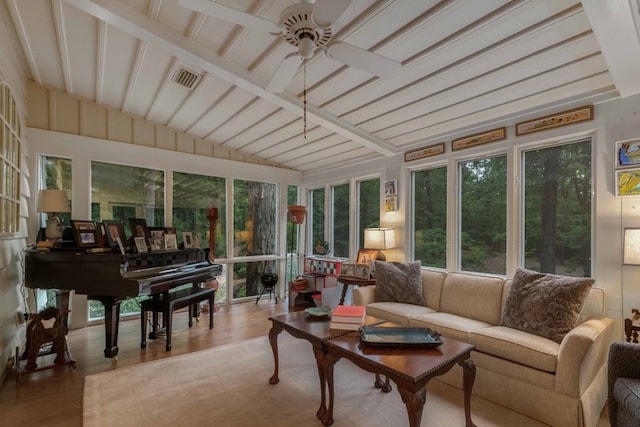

{"left": 331, "top": 305, "right": 366, "bottom": 324}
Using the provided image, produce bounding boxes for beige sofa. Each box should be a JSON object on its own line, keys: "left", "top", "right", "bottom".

{"left": 353, "top": 270, "right": 613, "bottom": 427}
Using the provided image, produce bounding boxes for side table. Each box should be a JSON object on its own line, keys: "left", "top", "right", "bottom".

{"left": 336, "top": 276, "right": 375, "bottom": 305}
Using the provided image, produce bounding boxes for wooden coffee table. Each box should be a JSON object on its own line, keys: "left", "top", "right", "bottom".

{"left": 322, "top": 332, "right": 477, "bottom": 427}
{"left": 267, "top": 311, "right": 384, "bottom": 421}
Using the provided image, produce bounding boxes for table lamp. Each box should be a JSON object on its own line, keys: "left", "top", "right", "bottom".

{"left": 364, "top": 227, "right": 396, "bottom": 261}
{"left": 38, "top": 189, "right": 70, "bottom": 240}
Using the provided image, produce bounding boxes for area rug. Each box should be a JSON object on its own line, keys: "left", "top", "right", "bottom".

{"left": 83, "top": 334, "right": 546, "bottom": 427}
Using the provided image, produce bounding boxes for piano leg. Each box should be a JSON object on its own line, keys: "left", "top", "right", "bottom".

{"left": 93, "top": 296, "right": 122, "bottom": 358}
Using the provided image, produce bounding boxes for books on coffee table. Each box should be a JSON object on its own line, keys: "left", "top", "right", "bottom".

{"left": 330, "top": 305, "right": 366, "bottom": 330}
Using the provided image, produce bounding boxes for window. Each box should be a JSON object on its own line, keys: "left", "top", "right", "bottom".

{"left": 310, "top": 188, "right": 325, "bottom": 253}
{"left": 331, "top": 183, "right": 350, "bottom": 258}
{"left": 413, "top": 167, "right": 447, "bottom": 268}
{"left": 232, "top": 179, "right": 277, "bottom": 300}
{"left": 286, "top": 185, "right": 300, "bottom": 283}
{"left": 523, "top": 139, "right": 591, "bottom": 276}
{"left": 357, "top": 178, "right": 380, "bottom": 248}
{"left": 90, "top": 161, "right": 165, "bottom": 319}
{"left": 173, "top": 171, "right": 226, "bottom": 258}
{"left": 0, "top": 83, "right": 22, "bottom": 235}
{"left": 459, "top": 156, "right": 507, "bottom": 275}
{"left": 40, "top": 156, "right": 72, "bottom": 230}
{"left": 91, "top": 162, "right": 165, "bottom": 233}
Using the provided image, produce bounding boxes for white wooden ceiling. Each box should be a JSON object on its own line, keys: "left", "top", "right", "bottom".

{"left": 5, "top": 0, "right": 640, "bottom": 174}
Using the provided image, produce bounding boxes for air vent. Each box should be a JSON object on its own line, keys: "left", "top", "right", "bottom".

{"left": 172, "top": 67, "right": 202, "bottom": 90}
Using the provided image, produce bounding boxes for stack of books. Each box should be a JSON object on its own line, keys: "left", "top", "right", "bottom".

{"left": 330, "top": 305, "right": 366, "bottom": 330}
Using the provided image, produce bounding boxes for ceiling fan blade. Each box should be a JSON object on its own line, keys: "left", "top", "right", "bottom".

{"left": 178, "top": 0, "right": 281, "bottom": 34}
{"left": 325, "top": 42, "right": 401, "bottom": 77}
{"left": 311, "top": 0, "right": 354, "bottom": 28}
{"left": 266, "top": 53, "right": 304, "bottom": 93}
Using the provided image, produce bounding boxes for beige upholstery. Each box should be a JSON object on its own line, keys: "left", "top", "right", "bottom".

{"left": 353, "top": 269, "right": 613, "bottom": 427}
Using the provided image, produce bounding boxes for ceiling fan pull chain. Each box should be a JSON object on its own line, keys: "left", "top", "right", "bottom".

{"left": 303, "top": 58, "right": 307, "bottom": 140}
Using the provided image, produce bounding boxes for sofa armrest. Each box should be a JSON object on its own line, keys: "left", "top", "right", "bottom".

{"left": 353, "top": 286, "right": 376, "bottom": 306}
{"left": 608, "top": 342, "right": 640, "bottom": 427}
{"left": 555, "top": 317, "right": 613, "bottom": 396}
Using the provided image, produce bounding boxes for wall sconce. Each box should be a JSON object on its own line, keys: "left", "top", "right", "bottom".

{"left": 38, "top": 189, "right": 70, "bottom": 240}
{"left": 624, "top": 228, "right": 640, "bottom": 265}
{"left": 364, "top": 227, "right": 396, "bottom": 261}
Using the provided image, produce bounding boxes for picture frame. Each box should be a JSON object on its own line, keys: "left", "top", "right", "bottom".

{"left": 384, "top": 196, "right": 398, "bottom": 212}
{"left": 182, "top": 231, "right": 193, "bottom": 248}
{"left": 616, "top": 168, "right": 640, "bottom": 196}
{"left": 357, "top": 249, "right": 379, "bottom": 265}
{"left": 384, "top": 179, "right": 397, "bottom": 196}
{"left": 103, "top": 220, "right": 125, "bottom": 248}
{"left": 515, "top": 105, "right": 593, "bottom": 136}
{"left": 134, "top": 236, "right": 148, "bottom": 253}
{"left": 452, "top": 127, "right": 506, "bottom": 151}
{"left": 71, "top": 220, "right": 99, "bottom": 248}
{"left": 617, "top": 138, "right": 640, "bottom": 168}
{"left": 354, "top": 263, "right": 370, "bottom": 279}
{"left": 115, "top": 236, "right": 126, "bottom": 255}
{"left": 128, "top": 218, "right": 150, "bottom": 241}
{"left": 404, "top": 142, "right": 445, "bottom": 162}
{"left": 164, "top": 233, "right": 178, "bottom": 250}
{"left": 148, "top": 227, "right": 165, "bottom": 251}
{"left": 340, "top": 263, "right": 355, "bottom": 277}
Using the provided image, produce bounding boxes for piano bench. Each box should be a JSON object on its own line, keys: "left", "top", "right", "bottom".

{"left": 140, "top": 286, "right": 215, "bottom": 351}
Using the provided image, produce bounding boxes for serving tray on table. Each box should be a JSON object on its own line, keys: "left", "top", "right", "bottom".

{"left": 359, "top": 326, "right": 442, "bottom": 347}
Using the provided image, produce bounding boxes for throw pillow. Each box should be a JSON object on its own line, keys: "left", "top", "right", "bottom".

{"left": 501, "top": 267, "right": 594, "bottom": 343}
{"left": 374, "top": 260, "right": 425, "bottom": 306}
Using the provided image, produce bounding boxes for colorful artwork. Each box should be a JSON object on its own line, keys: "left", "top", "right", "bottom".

{"left": 617, "top": 169, "right": 640, "bottom": 196}
{"left": 618, "top": 139, "right": 640, "bottom": 167}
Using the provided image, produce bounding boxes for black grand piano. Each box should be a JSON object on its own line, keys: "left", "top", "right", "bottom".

{"left": 24, "top": 247, "right": 222, "bottom": 358}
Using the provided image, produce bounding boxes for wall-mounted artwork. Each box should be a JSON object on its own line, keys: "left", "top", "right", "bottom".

{"left": 384, "top": 196, "right": 398, "bottom": 212}
{"left": 452, "top": 127, "right": 506, "bottom": 151}
{"left": 384, "top": 179, "right": 397, "bottom": 196}
{"left": 515, "top": 105, "right": 593, "bottom": 136}
{"left": 404, "top": 142, "right": 445, "bottom": 162}
{"left": 617, "top": 139, "right": 640, "bottom": 168}
{"left": 616, "top": 169, "right": 640, "bottom": 196}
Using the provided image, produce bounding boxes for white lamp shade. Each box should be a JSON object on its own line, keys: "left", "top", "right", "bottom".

{"left": 624, "top": 228, "right": 640, "bottom": 265}
{"left": 364, "top": 228, "right": 396, "bottom": 250}
{"left": 38, "top": 189, "right": 70, "bottom": 213}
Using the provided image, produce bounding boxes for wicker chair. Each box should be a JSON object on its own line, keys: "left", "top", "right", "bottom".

{"left": 608, "top": 342, "right": 640, "bottom": 426}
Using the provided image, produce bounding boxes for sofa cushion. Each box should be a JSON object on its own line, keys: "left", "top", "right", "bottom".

{"left": 408, "top": 312, "right": 492, "bottom": 343}
{"left": 366, "top": 302, "right": 435, "bottom": 326}
{"left": 439, "top": 272, "right": 505, "bottom": 325}
{"left": 470, "top": 325, "right": 559, "bottom": 373}
{"left": 374, "top": 261, "right": 425, "bottom": 305}
{"left": 501, "top": 267, "right": 593, "bottom": 343}
{"left": 613, "top": 377, "right": 640, "bottom": 423}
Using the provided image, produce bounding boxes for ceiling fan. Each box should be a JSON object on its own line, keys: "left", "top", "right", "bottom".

{"left": 178, "top": 0, "right": 402, "bottom": 93}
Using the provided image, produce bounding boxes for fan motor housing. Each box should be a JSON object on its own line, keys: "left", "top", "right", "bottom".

{"left": 279, "top": 2, "right": 332, "bottom": 48}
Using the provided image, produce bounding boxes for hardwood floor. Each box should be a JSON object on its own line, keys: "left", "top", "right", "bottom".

{"left": 0, "top": 299, "right": 290, "bottom": 427}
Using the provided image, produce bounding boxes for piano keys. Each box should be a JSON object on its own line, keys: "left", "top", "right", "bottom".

{"left": 24, "top": 247, "right": 222, "bottom": 358}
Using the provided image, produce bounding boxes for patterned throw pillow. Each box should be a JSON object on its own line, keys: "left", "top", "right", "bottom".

{"left": 501, "top": 267, "right": 594, "bottom": 343}
{"left": 373, "top": 260, "right": 425, "bottom": 306}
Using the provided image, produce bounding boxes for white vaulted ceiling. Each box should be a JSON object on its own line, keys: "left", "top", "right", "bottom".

{"left": 5, "top": 0, "right": 640, "bottom": 173}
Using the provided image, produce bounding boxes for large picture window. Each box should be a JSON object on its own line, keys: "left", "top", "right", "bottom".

{"left": 459, "top": 156, "right": 507, "bottom": 274}
{"left": 523, "top": 139, "right": 591, "bottom": 276}
{"left": 331, "top": 183, "right": 350, "bottom": 258}
{"left": 311, "top": 188, "right": 325, "bottom": 253}
{"left": 413, "top": 167, "right": 447, "bottom": 268}
{"left": 357, "top": 178, "right": 380, "bottom": 249}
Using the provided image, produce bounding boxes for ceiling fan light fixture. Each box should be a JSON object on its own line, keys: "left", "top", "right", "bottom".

{"left": 298, "top": 37, "right": 315, "bottom": 59}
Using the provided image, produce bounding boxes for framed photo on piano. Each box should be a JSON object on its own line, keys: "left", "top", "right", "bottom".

{"left": 71, "top": 220, "right": 99, "bottom": 248}
{"left": 103, "top": 220, "right": 125, "bottom": 248}
{"left": 128, "top": 218, "right": 150, "bottom": 241}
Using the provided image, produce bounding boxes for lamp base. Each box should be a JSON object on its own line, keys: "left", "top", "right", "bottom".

{"left": 375, "top": 251, "right": 386, "bottom": 261}
{"left": 45, "top": 217, "right": 64, "bottom": 240}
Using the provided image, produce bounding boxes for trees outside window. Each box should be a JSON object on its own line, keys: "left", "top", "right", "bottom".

{"left": 460, "top": 156, "right": 507, "bottom": 275}
{"left": 357, "top": 178, "right": 380, "bottom": 249}
{"left": 413, "top": 167, "right": 447, "bottom": 268}
{"left": 232, "top": 179, "right": 276, "bottom": 300}
{"left": 331, "top": 183, "right": 350, "bottom": 258}
{"left": 311, "top": 188, "right": 325, "bottom": 253}
{"left": 523, "top": 139, "right": 591, "bottom": 276}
